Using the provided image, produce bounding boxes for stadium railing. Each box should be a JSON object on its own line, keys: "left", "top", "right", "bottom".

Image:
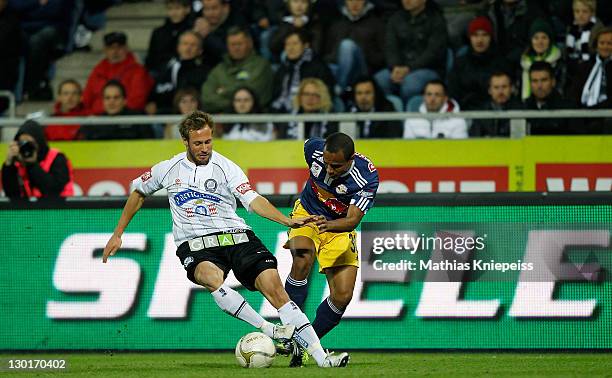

{"left": 1, "top": 109, "right": 611, "bottom": 141}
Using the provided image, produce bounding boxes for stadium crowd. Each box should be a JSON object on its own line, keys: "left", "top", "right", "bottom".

{"left": 1, "top": 0, "right": 611, "bottom": 140}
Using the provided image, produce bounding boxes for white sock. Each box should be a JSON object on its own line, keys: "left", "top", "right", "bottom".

{"left": 211, "top": 284, "right": 266, "bottom": 330}
{"left": 278, "top": 301, "right": 327, "bottom": 366}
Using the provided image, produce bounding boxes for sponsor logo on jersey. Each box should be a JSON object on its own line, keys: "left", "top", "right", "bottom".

{"left": 175, "top": 178, "right": 181, "bottom": 184}
{"left": 204, "top": 179, "right": 217, "bottom": 193}
{"left": 335, "top": 184, "right": 348, "bottom": 194}
{"left": 235, "top": 182, "right": 253, "bottom": 195}
{"left": 174, "top": 189, "right": 222, "bottom": 206}
{"left": 310, "top": 163, "right": 323, "bottom": 178}
{"left": 183, "top": 256, "right": 194, "bottom": 268}
{"left": 140, "top": 171, "right": 152, "bottom": 182}
{"left": 358, "top": 190, "right": 374, "bottom": 198}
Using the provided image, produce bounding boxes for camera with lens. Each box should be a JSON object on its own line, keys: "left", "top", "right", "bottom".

{"left": 18, "top": 140, "right": 37, "bottom": 159}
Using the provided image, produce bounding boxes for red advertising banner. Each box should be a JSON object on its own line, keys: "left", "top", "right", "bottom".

{"left": 248, "top": 167, "right": 509, "bottom": 194}
{"left": 536, "top": 164, "right": 612, "bottom": 192}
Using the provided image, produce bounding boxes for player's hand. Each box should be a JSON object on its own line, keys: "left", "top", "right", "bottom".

{"left": 313, "top": 215, "right": 331, "bottom": 232}
{"left": 102, "top": 234, "right": 122, "bottom": 263}
{"left": 286, "top": 215, "right": 317, "bottom": 228}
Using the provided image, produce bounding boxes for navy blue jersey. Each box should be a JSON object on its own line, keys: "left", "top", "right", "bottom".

{"left": 299, "top": 138, "right": 379, "bottom": 219}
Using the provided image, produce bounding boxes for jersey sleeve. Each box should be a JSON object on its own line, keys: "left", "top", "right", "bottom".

{"left": 131, "top": 160, "right": 167, "bottom": 196}
{"left": 304, "top": 138, "right": 325, "bottom": 166}
{"left": 226, "top": 160, "right": 259, "bottom": 211}
{"left": 349, "top": 171, "right": 379, "bottom": 214}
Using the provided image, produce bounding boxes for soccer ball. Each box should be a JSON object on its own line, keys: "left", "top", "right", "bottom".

{"left": 235, "top": 332, "right": 276, "bottom": 368}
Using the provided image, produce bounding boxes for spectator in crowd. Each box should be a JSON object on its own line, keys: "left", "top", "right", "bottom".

{"left": 348, "top": 76, "right": 403, "bottom": 138}
{"left": 2, "top": 120, "right": 74, "bottom": 200}
{"left": 569, "top": 25, "right": 612, "bottom": 109}
{"left": 164, "top": 87, "right": 202, "bottom": 138}
{"left": 486, "top": 0, "right": 547, "bottom": 66}
{"left": 520, "top": 18, "right": 563, "bottom": 100}
{"left": 568, "top": 25, "right": 612, "bottom": 133}
{"left": 201, "top": 26, "right": 273, "bottom": 113}
{"left": 403, "top": 79, "right": 468, "bottom": 139}
{"left": 82, "top": 32, "right": 154, "bottom": 114}
{"left": 70, "top": 0, "right": 121, "bottom": 52}
{"left": 81, "top": 80, "right": 154, "bottom": 140}
{"left": 145, "top": 0, "right": 194, "bottom": 78}
{"left": 269, "top": 0, "right": 323, "bottom": 62}
{"left": 9, "top": 0, "right": 74, "bottom": 100}
{"left": 45, "top": 79, "right": 87, "bottom": 141}
{"left": 524, "top": 61, "right": 574, "bottom": 135}
{"left": 449, "top": 16, "right": 510, "bottom": 110}
{"left": 470, "top": 71, "right": 522, "bottom": 137}
{"left": 251, "top": 0, "right": 286, "bottom": 60}
{"left": 565, "top": 0, "right": 602, "bottom": 81}
{"left": 375, "top": 0, "right": 448, "bottom": 104}
{"left": 193, "top": 0, "right": 247, "bottom": 66}
{"left": 222, "top": 86, "right": 274, "bottom": 141}
{"left": 0, "top": 0, "right": 21, "bottom": 114}
{"left": 147, "top": 30, "right": 213, "bottom": 114}
{"left": 278, "top": 77, "right": 338, "bottom": 139}
{"left": 270, "top": 28, "right": 334, "bottom": 113}
{"left": 323, "top": 0, "right": 385, "bottom": 93}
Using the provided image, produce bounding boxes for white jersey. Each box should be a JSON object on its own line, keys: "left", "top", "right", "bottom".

{"left": 131, "top": 151, "right": 259, "bottom": 246}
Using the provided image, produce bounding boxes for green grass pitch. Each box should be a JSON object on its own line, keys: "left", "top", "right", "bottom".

{"left": 1, "top": 352, "right": 611, "bottom": 377}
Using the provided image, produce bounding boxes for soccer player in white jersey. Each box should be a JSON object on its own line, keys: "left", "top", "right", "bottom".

{"left": 102, "top": 111, "right": 349, "bottom": 368}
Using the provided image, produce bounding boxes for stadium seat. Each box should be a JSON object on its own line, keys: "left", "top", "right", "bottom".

{"left": 406, "top": 95, "right": 424, "bottom": 112}
{"left": 386, "top": 95, "right": 403, "bottom": 112}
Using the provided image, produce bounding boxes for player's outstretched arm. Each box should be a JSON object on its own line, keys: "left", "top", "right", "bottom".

{"left": 249, "top": 195, "right": 316, "bottom": 228}
{"left": 102, "top": 190, "right": 146, "bottom": 263}
{"left": 315, "top": 205, "right": 365, "bottom": 233}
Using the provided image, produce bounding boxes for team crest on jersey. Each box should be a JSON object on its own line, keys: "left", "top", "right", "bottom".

{"left": 183, "top": 256, "right": 194, "bottom": 268}
{"left": 235, "top": 182, "right": 253, "bottom": 195}
{"left": 175, "top": 178, "right": 181, "bottom": 185}
{"left": 368, "top": 162, "right": 376, "bottom": 172}
{"left": 141, "top": 171, "right": 152, "bottom": 182}
{"left": 335, "top": 184, "right": 348, "bottom": 194}
{"left": 310, "top": 163, "right": 323, "bottom": 178}
{"left": 204, "top": 179, "right": 217, "bottom": 193}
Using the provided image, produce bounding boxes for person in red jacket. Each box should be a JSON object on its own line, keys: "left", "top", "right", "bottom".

{"left": 45, "top": 79, "right": 88, "bottom": 141}
{"left": 82, "top": 31, "right": 154, "bottom": 114}
{"left": 2, "top": 120, "right": 74, "bottom": 201}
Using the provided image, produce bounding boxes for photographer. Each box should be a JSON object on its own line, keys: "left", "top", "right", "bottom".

{"left": 2, "top": 120, "right": 74, "bottom": 200}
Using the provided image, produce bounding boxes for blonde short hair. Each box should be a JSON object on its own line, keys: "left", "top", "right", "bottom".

{"left": 293, "top": 78, "right": 332, "bottom": 112}
{"left": 573, "top": 0, "right": 596, "bottom": 13}
{"left": 178, "top": 110, "right": 215, "bottom": 140}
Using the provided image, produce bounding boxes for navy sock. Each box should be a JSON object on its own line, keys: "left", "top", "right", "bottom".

{"left": 284, "top": 276, "right": 309, "bottom": 310}
{"left": 312, "top": 297, "right": 344, "bottom": 339}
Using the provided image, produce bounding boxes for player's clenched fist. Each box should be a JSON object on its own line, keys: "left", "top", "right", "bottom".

{"left": 102, "top": 234, "right": 122, "bottom": 263}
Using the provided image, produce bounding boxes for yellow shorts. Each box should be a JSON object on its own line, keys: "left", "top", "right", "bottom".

{"left": 288, "top": 200, "right": 359, "bottom": 273}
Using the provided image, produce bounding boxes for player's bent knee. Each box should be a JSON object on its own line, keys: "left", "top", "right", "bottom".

{"left": 194, "top": 262, "right": 224, "bottom": 292}
{"left": 331, "top": 290, "right": 353, "bottom": 310}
